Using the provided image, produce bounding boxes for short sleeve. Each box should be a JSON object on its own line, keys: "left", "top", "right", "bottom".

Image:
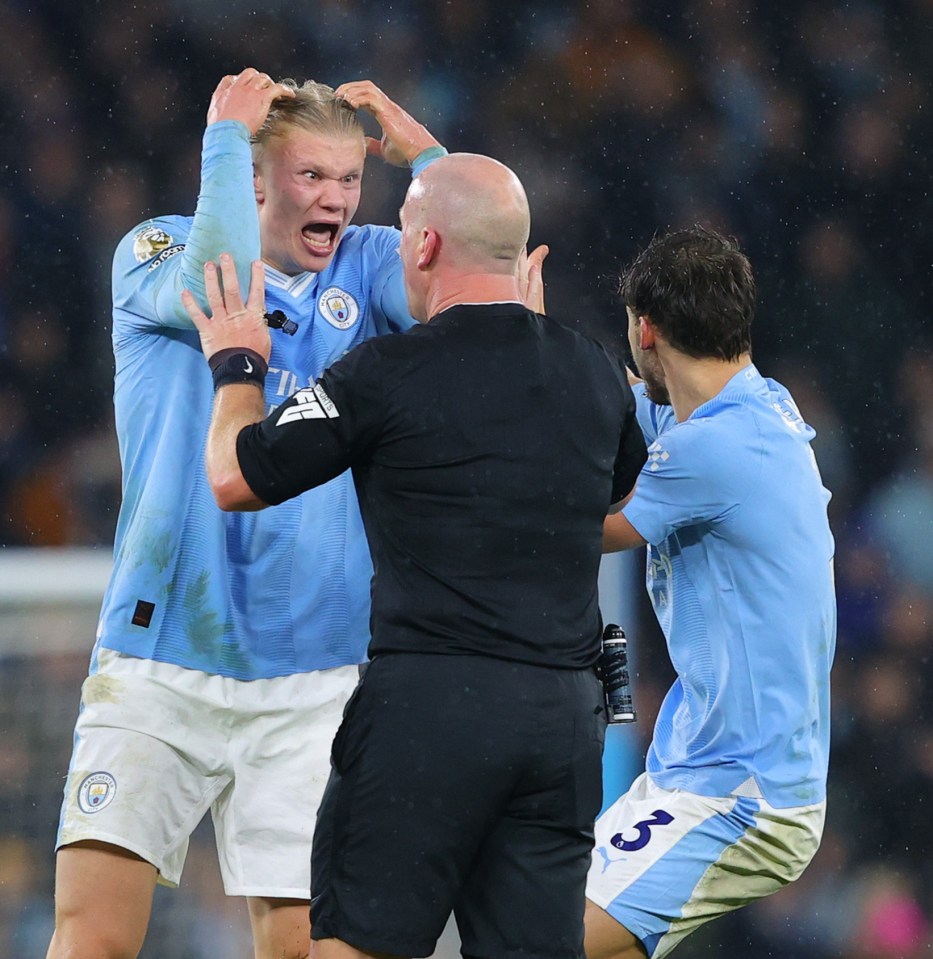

{"left": 236, "top": 341, "right": 387, "bottom": 505}
{"left": 622, "top": 413, "right": 761, "bottom": 545}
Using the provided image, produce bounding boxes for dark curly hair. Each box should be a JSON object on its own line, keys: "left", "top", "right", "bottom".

{"left": 620, "top": 226, "right": 756, "bottom": 361}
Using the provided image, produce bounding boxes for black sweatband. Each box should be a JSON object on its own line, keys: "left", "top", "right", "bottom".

{"left": 209, "top": 348, "right": 269, "bottom": 391}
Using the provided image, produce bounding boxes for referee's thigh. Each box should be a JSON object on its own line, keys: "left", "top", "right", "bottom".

{"left": 456, "top": 665, "right": 605, "bottom": 959}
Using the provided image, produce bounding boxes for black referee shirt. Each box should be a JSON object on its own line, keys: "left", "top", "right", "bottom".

{"left": 237, "top": 303, "right": 646, "bottom": 669}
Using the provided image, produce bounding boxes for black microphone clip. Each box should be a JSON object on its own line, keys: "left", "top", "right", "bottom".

{"left": 265, "top": 310, "right": 298, "bottom": 336}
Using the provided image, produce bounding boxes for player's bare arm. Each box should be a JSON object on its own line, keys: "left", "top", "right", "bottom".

{"left": 603, "top": 510, "right": 646, "bottom": 552}
{"left": 183, "top": 255, "right": 270, "bottom": 512}
{"left": 334, "top": 80, "right": 442, "bottom": 166}
{"left": 207, "top": 67, "right": 296, "bottom": 135}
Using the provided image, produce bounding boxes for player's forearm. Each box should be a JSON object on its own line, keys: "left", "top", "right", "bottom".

{"left": 206, "top": 385, "right": 268, "bottom": 511}
{"left": 183, "top": 122, "right": 261, "bottom": 304}
{"left": 148, "top": 124, "right": 260, "bottom": 328}
{"left": 602, "top": 512, "right": 647, "bottom": 552}
{"left": 334, "top": 81, "right": 445, "bottom": 168}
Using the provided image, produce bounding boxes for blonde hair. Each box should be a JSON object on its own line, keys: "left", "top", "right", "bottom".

{"left": 251, "top": 79, "right": 363, "bottom": 160}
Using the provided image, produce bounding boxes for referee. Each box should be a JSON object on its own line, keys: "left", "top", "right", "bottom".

{"left": 184, "top": 153, "right": 647, "bottom": 959}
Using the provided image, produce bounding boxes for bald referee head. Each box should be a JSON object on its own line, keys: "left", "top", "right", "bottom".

{"left": 398, "top": 152, "right": 532, "bottom": 322}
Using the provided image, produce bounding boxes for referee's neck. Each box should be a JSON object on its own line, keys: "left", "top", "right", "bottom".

{"left": 425, "top": 273, "right": 524, "bottom": 321}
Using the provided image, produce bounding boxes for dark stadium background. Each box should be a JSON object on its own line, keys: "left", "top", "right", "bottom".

{"left": 1, "top": 1, "right": 931, "bottom": 956}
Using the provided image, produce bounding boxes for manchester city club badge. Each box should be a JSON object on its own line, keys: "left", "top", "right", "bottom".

{"left": 318, "top": 286, "right": 360, "bottom": 330}
{"left": 77, "top": 771, "right": 117, "bottom": 813}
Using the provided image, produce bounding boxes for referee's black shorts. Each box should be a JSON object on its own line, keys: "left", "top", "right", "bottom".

{"left": 310, "top": 651, "right": 607, "bottom": 959}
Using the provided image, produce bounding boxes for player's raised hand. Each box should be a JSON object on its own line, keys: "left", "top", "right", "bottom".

{"left": 207, "top": 68, "right": 295, "bottom": 135}
{"left": 183, "top": 255, "right": 271, "bottom": 365}
{"left": 334, "top": 80, "right": 442, "bottom": 167}
{"left": 519, "top": 244, "right": 549, "bottom": 314}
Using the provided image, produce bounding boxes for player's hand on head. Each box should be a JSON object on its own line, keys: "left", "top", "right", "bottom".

{"left": 334, "top": 80, "right": 442, "bottom": 168}
{"left": 207, "top": 68, "right": 295, "bottom": 134}
{"left": 519, "top": 244, "right": 549, "bottom": 314}
{"left": 182, "top": 256, "right": 271, "bottom": 364}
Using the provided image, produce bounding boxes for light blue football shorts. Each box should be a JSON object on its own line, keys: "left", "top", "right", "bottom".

{"left": 586, "top": 771, "right": 825, "bottom": 958}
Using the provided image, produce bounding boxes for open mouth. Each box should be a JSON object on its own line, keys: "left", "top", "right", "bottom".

{"left": 301, "top": 222, "right": 340, "bottom": 256}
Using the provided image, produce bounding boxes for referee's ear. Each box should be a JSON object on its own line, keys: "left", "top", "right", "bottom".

{"left": 417, "top": 228, "right": 440, "bottom": 270}
{"left": 254, "top": 169, "right": 266, "bottom": 206}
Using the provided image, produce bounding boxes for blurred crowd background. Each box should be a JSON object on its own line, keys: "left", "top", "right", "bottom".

{"left": 1, "top": 0, "right": 932, "bottom": 956}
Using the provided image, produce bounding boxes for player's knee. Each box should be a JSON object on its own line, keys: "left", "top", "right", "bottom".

{"left": 50, "top": 896, "right": 145, "bottom": 959}
{"left": 47, "top": 918, "right": 142, "bottom": 959}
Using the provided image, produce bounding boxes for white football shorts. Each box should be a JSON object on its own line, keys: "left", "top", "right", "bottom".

{"left": 56, "top": 648, "right": 360, "bottom": 898}
{"left": 586, "top": 771, "right": 825, "bottom": 958}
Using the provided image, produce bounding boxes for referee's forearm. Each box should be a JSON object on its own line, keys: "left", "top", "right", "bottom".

{"left": 207, "top": 384, "right": 268, "bottom": 511}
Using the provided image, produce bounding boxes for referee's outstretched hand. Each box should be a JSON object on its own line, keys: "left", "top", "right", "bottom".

{"left": 182, "top": 255, "right": 271, "bottom": 366}
{"left": 335, "top": 79, "right": 442, "bottom": 167}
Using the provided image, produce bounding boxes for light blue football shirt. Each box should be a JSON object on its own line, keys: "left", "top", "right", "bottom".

{"left": 624, "top": 365, "right": 836, "bottom": 808}
{"left": 98, "top": 120, "right": 417, "bottom": 679}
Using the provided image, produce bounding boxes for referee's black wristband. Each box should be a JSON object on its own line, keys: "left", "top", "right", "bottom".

{"left": 209, "top": 348, "right": 269, "bottom": 391}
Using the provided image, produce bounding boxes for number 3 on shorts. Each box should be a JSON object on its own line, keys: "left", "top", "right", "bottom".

{"left": 610, "top": 809, "right": 675, "bottom": 852}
